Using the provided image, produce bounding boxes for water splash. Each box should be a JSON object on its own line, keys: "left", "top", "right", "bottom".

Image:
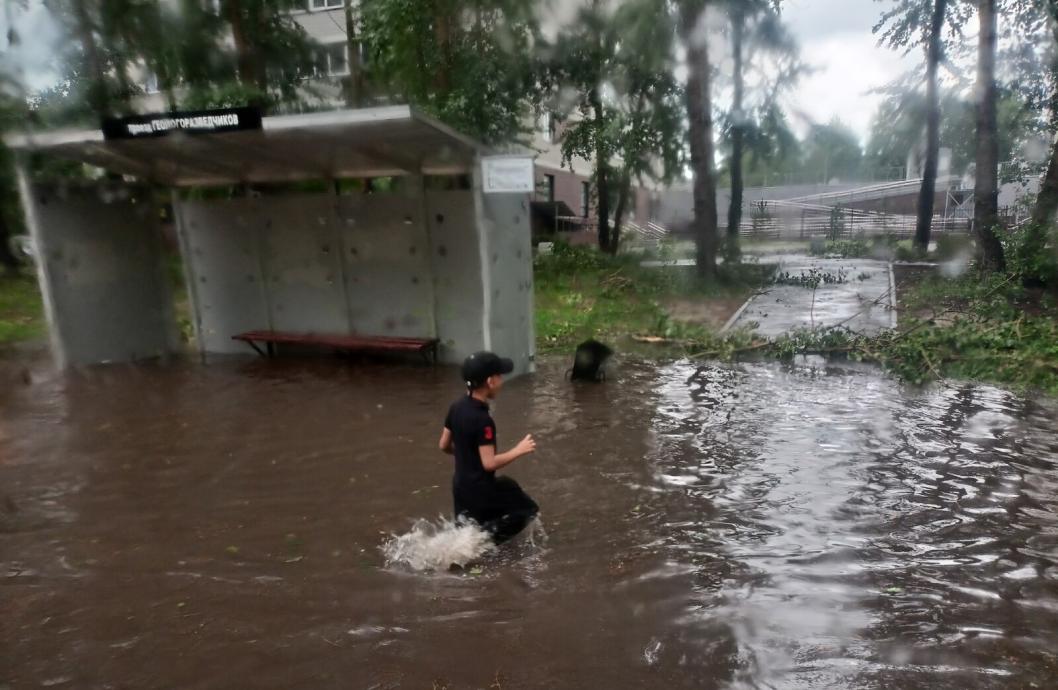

{"left": 381, "top": 517, "right": 495, "bottom": 572}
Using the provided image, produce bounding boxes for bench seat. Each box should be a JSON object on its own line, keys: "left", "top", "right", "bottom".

{"left": 232, "top": 330, "right": 439, "bottom": 363}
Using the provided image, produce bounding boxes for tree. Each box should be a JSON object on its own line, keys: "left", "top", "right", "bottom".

{"left": 1009, "top": 0, "right": 1058, "bottom": 263}
{"left": 974, "top": 0, "right": 1006, "bottom": 271}
{"left": 727, "top": 1, "right": 748, "bottom": 246}
{"left": 864, "top": 85, "right": 1035, "bottom": 178}
{"left": 801, "top": 119, "right": 864, "bottom": 183}
{"left": 0, "top": 86, "right": 25, "bottom": 274}
{"left": 360, "top": 0, "right": 541, "bottom": 144}
{"left": 550, "top": 0, "right": 684, "bottom": 254}
{"left": 720, "top": 0, "right": 799, "bottom": 255}
{"left": 549, "top": 0, "right": 615, "bottom": 252}
{"left": 875, "top": 0, "right": 979, "bottom": 250}
{"left": 606, "top": 0, "right": 684, "bottom": 252}
{"left": 916, "top": 0, "right": 947, "bottom": 252}
{"left": 719, "top": 106, "right": 800, "bottom": 187}
{"left": 216, "top": 0, "right": 313, "bottom": 111}
{"left": 342, "top": 0, "right": 366, "bottom": 108}
{"left": 679, "top": 0, "right": 719, "bottom": 280}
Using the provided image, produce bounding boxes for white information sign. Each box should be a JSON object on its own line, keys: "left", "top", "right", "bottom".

{"left": 481, "top": 156, "right": 535, "bottom": 194}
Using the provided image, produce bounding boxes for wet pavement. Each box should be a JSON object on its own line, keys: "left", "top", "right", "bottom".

{"left": 729, "top": 254, "right": 895, "bottom": 336}
{"left": 3, "top": 354, "right": 1058, "bottom": 688}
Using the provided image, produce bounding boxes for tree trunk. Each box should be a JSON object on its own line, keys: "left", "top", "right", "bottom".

{"left": 1028, "top": 20, "right": 1058, "bottom": 240}
{"left": 611, "top": 170, "right": 632, "bottom": 256}
{"left": 0, "top": 212, "right": 19, "bottom": 273}
{"left": 433, "top": 1, "right": 452, "bottom": 94}
{"left": 727, "top": 7, "right": 744, "bottom": 244}
{"left": 343, "top": 0, "right": 364, "bottom": 107}
{"left": 1031, "top": 127, "right": 1058, "bottom": 230}
{"left": 915, "top": 0, "right": 947, "bottom": 252}
{"left": 590, "top": 87, "right": 611, "bottom": 253}
{"left": 973, "top": 0, "right": 1005, "bottom": 271}
{"left": 72, "top": 0, "right": 110, "bottom": 116}
{"left": 681, "top": 2, "right": 719, "bottom": 280}
{"left": 223, "top": 0, "right": 266, "bottom": 103}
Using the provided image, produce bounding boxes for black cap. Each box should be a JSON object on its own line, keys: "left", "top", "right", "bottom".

{"left": 462, "top": 351, "right": 514, "bottom": 388}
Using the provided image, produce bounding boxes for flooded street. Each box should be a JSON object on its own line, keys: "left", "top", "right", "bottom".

{"left": 3, "top": 355, "right": 1058, "bottom": 689}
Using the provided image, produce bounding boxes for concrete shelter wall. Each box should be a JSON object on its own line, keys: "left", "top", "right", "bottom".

{"left": 29, "top": 186, "right": 177, "bottom": 366}
{"left": 258, "top": 195, "right": 349, "bottom": 334}
{"left": 178, "top": 189, "right": 450, "bottom": 357}
{"left": 178, "top": 197, "right": 274, "bottom": 354}
{"left": 424, "top": 190, "right": 486, "bottom": 364}
{"left": 337, "top": 192, "right": 436, "bottom": 339}
{"left": 477, "top": 188, "right": 535, "bottom": 377}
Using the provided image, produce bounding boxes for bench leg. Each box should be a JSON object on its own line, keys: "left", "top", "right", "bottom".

{"left": 423, "top": 343, "right": 438, "bottom": 365}
{"left": 266, "top": 341, "right": 275, "bottom": 357}
{"left": 246, "top": 340, "right": 265, "bottom": 357}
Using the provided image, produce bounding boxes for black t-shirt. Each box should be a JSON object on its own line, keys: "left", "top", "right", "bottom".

{"left": 444, "top": 395, "right": 497, "bottom": 489}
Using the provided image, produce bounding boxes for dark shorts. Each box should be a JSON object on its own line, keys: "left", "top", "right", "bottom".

{"left": 453, "top": 476, "right": 539, "bottom": 544}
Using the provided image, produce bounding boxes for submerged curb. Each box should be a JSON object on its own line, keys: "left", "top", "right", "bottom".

{"left": 720, "top": 292, "right": 759, "bottom": 334}
{"left": 888, "top": 262, "right": 898, "bottom": 330}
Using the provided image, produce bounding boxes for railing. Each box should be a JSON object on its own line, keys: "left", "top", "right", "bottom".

{"left": 736, "top": 199, "right": 975, "bottom": 240}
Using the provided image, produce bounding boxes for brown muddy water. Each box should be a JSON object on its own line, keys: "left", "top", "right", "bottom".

{"left": 2, "top": 354, "right": 1058, "bottom": 689}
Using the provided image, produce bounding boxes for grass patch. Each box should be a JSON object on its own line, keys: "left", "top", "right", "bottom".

{"left": 534, "top": 243, "right": 772, "bottom": 352}
{"left": 0, "top": 270, "right": 45, "bottom": 346}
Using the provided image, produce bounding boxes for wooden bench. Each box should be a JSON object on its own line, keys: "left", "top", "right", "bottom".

{"left": 232, "top": 330, "right": 440, "bottom": 364}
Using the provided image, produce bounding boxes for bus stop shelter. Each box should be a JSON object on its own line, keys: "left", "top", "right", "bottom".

{"left": 5, "top": 106, "right": 535, "bottom": 375}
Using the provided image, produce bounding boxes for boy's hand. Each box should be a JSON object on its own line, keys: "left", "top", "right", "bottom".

{"left": 514, "top": 434, "right": 536, "bottom": 457}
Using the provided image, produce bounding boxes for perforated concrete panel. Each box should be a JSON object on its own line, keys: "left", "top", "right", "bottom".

{"left": 258, "top": 195, "right": 349, "bottom": 334}
{"left": 336, "top": 193, "right": 435, "bottom": 338}
{"left": 479, "top": 192, "right": 535, "bottom": 376}
{"left": 425, "top": 190, "right": 485, "bottom": 363}
{"left": 177, "top": 198, "right": 271, "bottom": 354}
{"left": 30, "top": 186, "right": 176, "bottom": 366}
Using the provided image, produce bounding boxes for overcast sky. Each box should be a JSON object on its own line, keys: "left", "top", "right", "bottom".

{"left": 1, "top": 0, "right": 917, "bottom": 144}
{"left": 781, "top": 0, "right": 918, "bottom": 141}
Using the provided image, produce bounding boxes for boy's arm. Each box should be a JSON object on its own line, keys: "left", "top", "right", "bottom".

{"left": 438, "top": 427, "right": 454, "bottom": 455}
{"left": 479, "top": 434, "right": 536, "bottom": 471}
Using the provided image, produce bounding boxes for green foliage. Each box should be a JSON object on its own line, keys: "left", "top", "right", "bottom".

{"left": 864, "top": 86, "right": 1037, "bottom": 179}
{"left": 773, "top": 267, "right": 848, "bottom": 288}
{"left": 360, "top": 0, "right": 540, "bottom": 144}
{"left": 0, "top": 271, "right": 45, "bottom": 345}
{"left": 809, "top": 239, "right": 870, "bottom": 258}
{"left": 1003, "top": 221, "right": 1058, "bottom": 286}
{"left": 545, "top": 0, "right": 684, "bottom": 252}
{"left": 801, "top": 119, "right": 864, "bottom": 183}
{"left": 534, "top": 243, "right": 769, "bottom": 351}
{"left": 631, "top": 269, "right": 1058, "bottom": 394}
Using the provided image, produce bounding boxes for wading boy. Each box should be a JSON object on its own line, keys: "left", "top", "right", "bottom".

{"left": 438, "top": 352, "right": 539, "bottom": 543}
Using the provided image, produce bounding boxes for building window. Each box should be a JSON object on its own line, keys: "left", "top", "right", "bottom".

{"left": 537, "top": 112, "right": 557, "bottom": 143}
{"left": 310, "top": 0, "right": 344, "bottom": 10}
{"left": 580, "top": 181, "right": 590, "bottom": 218}
{"left": 544, "top": 174, "right": 555, "bottom": 202}
{"left": 143, "top": 70, "right": 160, "bottom": 95}
{"left": 307, "top": 42, "right": 349, "bottom": 77}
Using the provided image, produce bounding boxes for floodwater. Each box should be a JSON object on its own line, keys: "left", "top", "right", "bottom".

{"left": 3, "top": 354, "right": 1058, "bottom": 689}
{"left": 730, "top": 255, "right": 895, "bottom": 336}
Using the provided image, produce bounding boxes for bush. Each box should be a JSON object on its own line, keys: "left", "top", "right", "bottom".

{"left": 1002, "top": 222, "right": 1058, "bottom": 287}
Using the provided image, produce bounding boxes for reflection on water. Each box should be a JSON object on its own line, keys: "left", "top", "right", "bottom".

{"left": 1, "top": 354, "right": 1057, "bottom": 688}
